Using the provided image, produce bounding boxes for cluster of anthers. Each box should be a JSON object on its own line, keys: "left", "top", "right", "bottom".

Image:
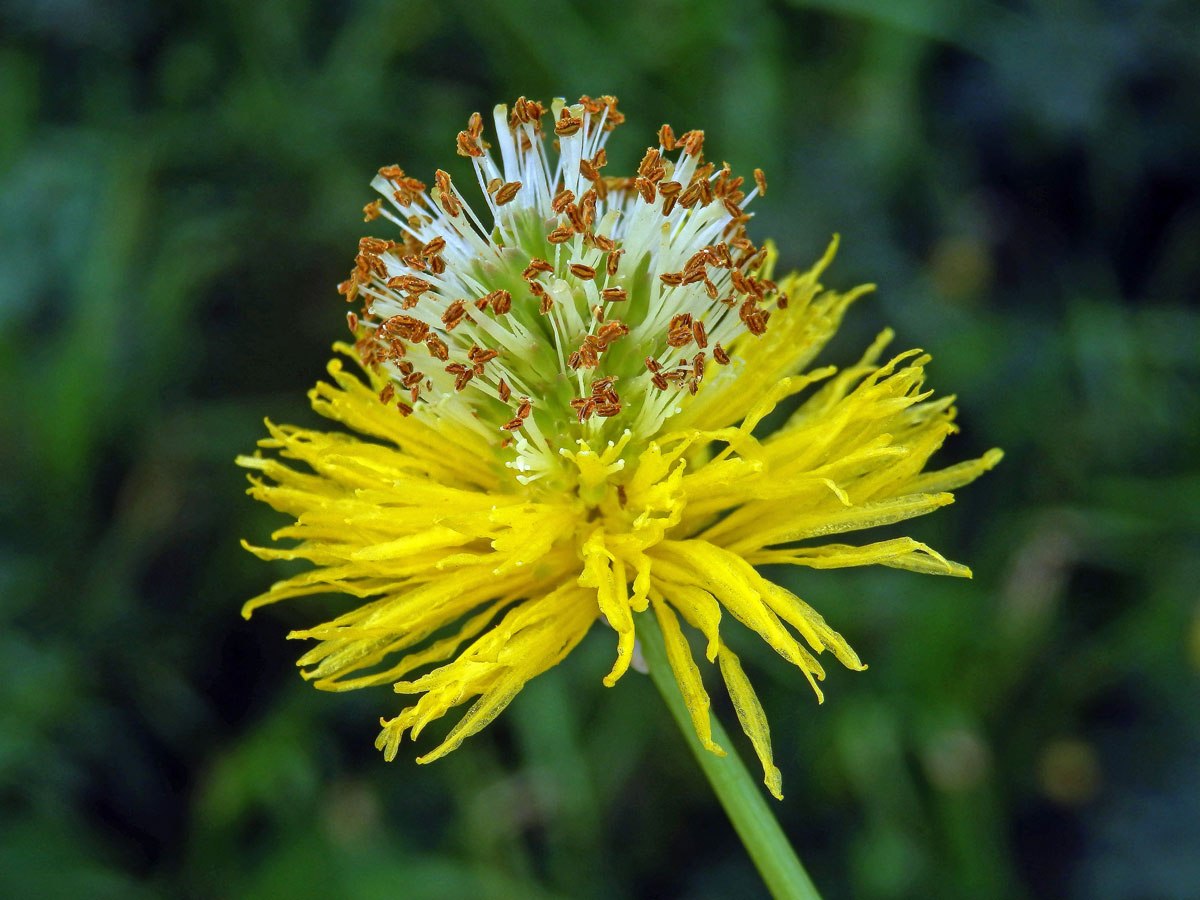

{"left": 340, "top": 95, "right": 777, "bottom": 486}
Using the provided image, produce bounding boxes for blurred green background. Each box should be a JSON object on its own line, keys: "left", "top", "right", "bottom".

{"left": 2, "top": 0, "right": 1198, "bottom": 897}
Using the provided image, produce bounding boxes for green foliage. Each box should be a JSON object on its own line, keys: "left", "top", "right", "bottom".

{"left": 1, "top": 0, "right": 1198, "bottom": 897}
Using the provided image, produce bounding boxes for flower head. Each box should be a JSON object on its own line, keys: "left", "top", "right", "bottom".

{"left": 239, "top": 94, "right": 1001, "bottom": 798}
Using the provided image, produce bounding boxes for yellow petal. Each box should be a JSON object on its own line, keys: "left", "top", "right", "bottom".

{"left": 652, "top": 597, "right": 725, "bottom": 756}
{"left": 718, "top": 642, "right": 784, "bottom": 800}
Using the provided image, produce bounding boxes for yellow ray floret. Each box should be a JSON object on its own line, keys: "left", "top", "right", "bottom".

{"left": 239, "top": 308, "right": 999, "bottom": 796}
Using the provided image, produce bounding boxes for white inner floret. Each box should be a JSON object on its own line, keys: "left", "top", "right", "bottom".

{"left": 340, "top": 96, "right": 778, "bottom": 490}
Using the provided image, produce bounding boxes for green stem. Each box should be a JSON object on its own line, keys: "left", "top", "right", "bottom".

{"left": 635, "top": 612, "right": 824, "bottom": 900}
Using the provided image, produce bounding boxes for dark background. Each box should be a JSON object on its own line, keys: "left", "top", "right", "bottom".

{"left": 2, "top": 1, "right": 1198, "bottom": 897}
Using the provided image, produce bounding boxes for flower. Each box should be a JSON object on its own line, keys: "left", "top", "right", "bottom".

{"left": 239, "top": 94, "right": 1001, "bottom": 798}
